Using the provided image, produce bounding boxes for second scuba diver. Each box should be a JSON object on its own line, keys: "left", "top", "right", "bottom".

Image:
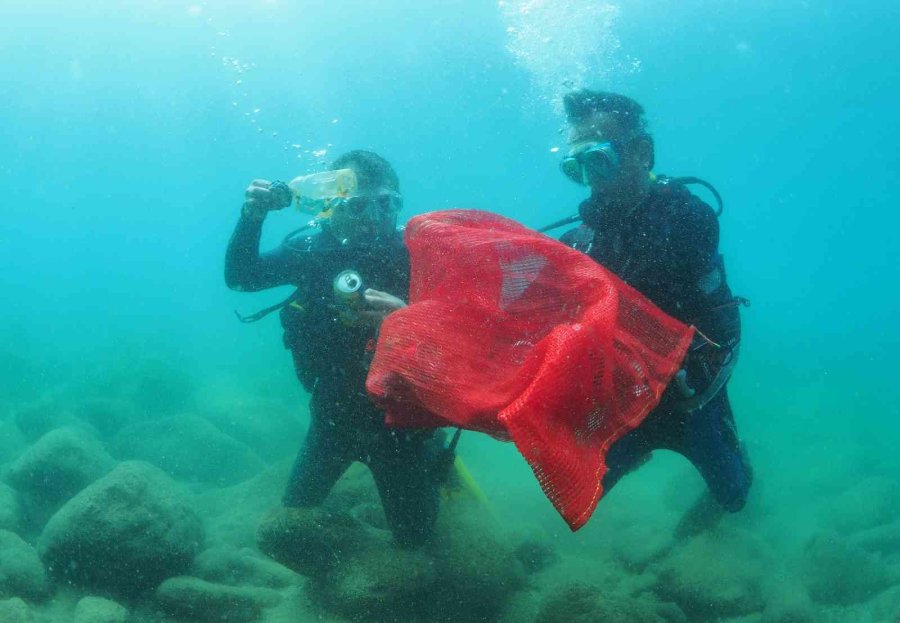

{"left": 555, "top": 90, "right": 753, "bottom": 532}
{"left": 225, "top": 150, "right": 442, "bottom": 548}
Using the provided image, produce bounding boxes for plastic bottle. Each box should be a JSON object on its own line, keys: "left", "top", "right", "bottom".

{"left": 288, "top": 168, "right": 358, "bottom": 213}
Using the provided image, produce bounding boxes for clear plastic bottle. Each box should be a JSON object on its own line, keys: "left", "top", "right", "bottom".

{"left": 288, "top": 168, "right": 358, "bottom": 213}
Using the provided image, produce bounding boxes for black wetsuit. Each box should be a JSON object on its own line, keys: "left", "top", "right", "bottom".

{"left": 562, "top": 180, "right": 751, "bottom": 511}
{"left": 225, "top": 212, "right": 439, "bottom": 546}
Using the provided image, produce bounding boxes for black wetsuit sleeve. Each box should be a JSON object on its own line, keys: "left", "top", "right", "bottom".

{"left": 669, "top": 197, "right": 719, "bottom": 283}
{"left": 224, "top": 211, "right": 307, "bottom": 291}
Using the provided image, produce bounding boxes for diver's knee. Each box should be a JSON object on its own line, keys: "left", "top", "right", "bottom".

{"left": 714, "top": 471, "right": 751, "bottom": 513}
{"left": 720, "top": 491, "right": 748, "bottom": 513}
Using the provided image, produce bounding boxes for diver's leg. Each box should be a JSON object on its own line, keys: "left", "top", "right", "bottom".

{"left": 681, "top": 387, "right": 752, "bottom": 513}
{"left": 367, "top": 431, "right": 440, "bottom": 548}
{"left": 282, "top": 392, "right": 353, "bottom": 507}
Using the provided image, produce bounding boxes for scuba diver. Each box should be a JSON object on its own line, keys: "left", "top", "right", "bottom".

{"left": 224, "top": 150, "right": 442, "bottom": 548}
{"left": 553, "top": 90, "right": 752, "bottom": 530}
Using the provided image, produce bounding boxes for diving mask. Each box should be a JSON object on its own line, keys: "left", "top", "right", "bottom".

{"left": 560, "top": 141, "right": 620, "bottom": 186}
{"left": 327, "top": 192, "right": 403, "bottom": 221}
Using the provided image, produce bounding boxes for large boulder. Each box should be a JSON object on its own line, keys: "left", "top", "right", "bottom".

{"left": 196, "top": 387, "right": 307, "bottom": 461}
{"left": 760, "top": 576, "right": 816, "bottom": 623}
{"left": 0, "top": 597, "right": 34, "bottom": 623}
{"left": 424, "top": 500, "right": 527, "bottom": 621}
{"left": 800, "top": 531, "right": 894, "bottom": 605}
{"left": 824, "top": 477, "right": 900, "bottom": 534}
{"left": 0, "top": 530, "right": 49, "bottom": 602}
{"left": 73, "top": 397, "right": 141, "bottom": 440}
{"left": 651, "top": 528, "right": 768, "bottom": 620}
{"left": 258, "top": 506, "right": 368, "bottom": 578}
{"left": 871, "top": 585, "right": 900, "bottom": 622}
{"left": 11, "top": 399, "right": 85, "bottom": 444}
{"left": 259, "top": 493, "right": 526, "bottom": 622}
{"left": 0, "top": 483, "right": 23, "bottom": 534}
{"left": 38, "top": 461, "right": 204, "bottom": 597}
{"left": 0, "top": 418, "right": 26, "bottom": 466}
{"left": 195, "top": 460, "right": 293, "bottom": 550}
{"left": 112, "top": 415, "right": 265, "bottom": 487}
{"left": 73, "top": 596, "right": 129, "bottom": 623}
{"left": 192, "top": 546, "right": 300, "bottom": 590}
{"left": 155, "top": 576, "right": 281, "bottom": 623}
{"left": 88, "top": 358, "right": 197, "bottom": 417}
{"left": 534, "top": 582, "right": 684, "bottom": 623}
{"left": 5, "top": 427, "right": 115, "bottom": 529}
{"left": 850, "top": 520, "right": 900, "bottom": 563}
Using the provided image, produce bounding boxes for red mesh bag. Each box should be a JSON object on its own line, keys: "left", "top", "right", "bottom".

{"left": 366, "top": 210, "right": 694, "bottom": 530}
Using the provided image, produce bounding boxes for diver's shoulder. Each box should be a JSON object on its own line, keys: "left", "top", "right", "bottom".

{"left": 280, "top": 230, "right": 322, "bottom": 253}
{"left": 651, "top": 179, "right": 716, "bottom": 221}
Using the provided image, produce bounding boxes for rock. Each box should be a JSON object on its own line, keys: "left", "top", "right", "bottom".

{"left": 195, "top": 461, "right": 291, "bottom": 550}
{"left": 113, "top": 415, "right": 265, "bottom": 487}
{"left": 38, "top": 461, "right": 204, "bottom": 597}
{"left": 512, "top": 537, "right": 559, "bottom": 574}
{"left": 800, "top": 531, "right": 893, "bottom": 605}
{"left": 0, "top": 483, "right": 23, "bottom": 534}
{"left": 259, "top": 477, "right": 525, "bottom": 623}
{"left": 95, "top": 358, "right": 197, "bottom": 417}
{"left": 74, "top": 398, "right": 140, "bottom": 439}
{"left": 652, "top": 528, "right": 768, "bottom": 619}
{"left": 824, "top": 477, "right": 900, "bottom": 534}
{"left": 761, "top": 577, "right": 816, "bottom": 623}
{"left": 320, "top": 462, "right": 381, "bottom": 513}
{"left": 534, "top": 582, "right": 682, "bottom": 623}
{"left": 257, "top": 506, "right": 367, "bottom": 578}
{"left": 317, "top": 539, "right": 438, "bottom": 620}
{"left": 156, "top": 576, "right": 281, "bottom": 623}
{"left": 761, "top": 601, "right": 816, "bottom": 623}
{"left": 5, "top": 427, "right": 115, "bottom": 529}
{"left": 0, "top": 597, "right": 34, "bottom": 623}
{"left": 197, "top": 389, "right": 306, "bottom": 461}
{"left": 871, "top": 585, "right": 900, "bottom": 622}
{"left": 0, "top": 530, "right": 49, "bottom": 601}
{"left": 612, "top": 519, "right": 676, "bottom": 570}
{"left": 73, "top": 596, "right": 129, "bottom": 623}
{"left": 425, "top": 501, "right": 526, "bottom": 621}
{"left": 12, "top": 399, "right": 85, "bottom": 443}
{"left": 193, "top": 546, "right": 300, "bottom": 590}
{"left": 0, "top": 418, "right": 26, "bottom": 466}
{"left": 850, "top": 521, "right": 900, "bottom": 560}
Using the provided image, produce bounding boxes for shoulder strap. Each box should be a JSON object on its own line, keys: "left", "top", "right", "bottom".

{"left": 657, "top": 175, "right": 724, "bottom": 216}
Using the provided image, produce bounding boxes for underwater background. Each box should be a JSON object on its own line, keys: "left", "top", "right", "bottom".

{"left": 2, "top": 1, "right": 899, "bottom": 622}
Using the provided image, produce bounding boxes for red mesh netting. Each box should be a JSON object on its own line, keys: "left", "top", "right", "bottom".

{"left": 366, "top": 210, "right": 694, "bottom": 530}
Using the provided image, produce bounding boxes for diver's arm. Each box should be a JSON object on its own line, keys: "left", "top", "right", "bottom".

{"left": 224, "top": 179, "right": 296, "bottom": 291}
{"left": 670, "top": 196, "right": 719, "bottom": 283}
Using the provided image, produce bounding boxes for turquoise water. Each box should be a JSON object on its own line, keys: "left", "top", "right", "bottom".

{"left": 2, "top": 2, "right": 899, "bottom": 622}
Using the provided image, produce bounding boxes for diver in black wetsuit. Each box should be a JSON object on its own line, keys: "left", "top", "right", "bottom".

{"left": 556, "top": 91, "right": 752, "bottom": 527}
{"left": 225, "top": 150, "right": 439, "bottom": 548}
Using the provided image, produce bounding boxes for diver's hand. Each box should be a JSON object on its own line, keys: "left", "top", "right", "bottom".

{"left": 242, "top": 179, "right": 290, "bottom": 218}
{"left": 360, "top": 289, "right": 407, "bottom": 327}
